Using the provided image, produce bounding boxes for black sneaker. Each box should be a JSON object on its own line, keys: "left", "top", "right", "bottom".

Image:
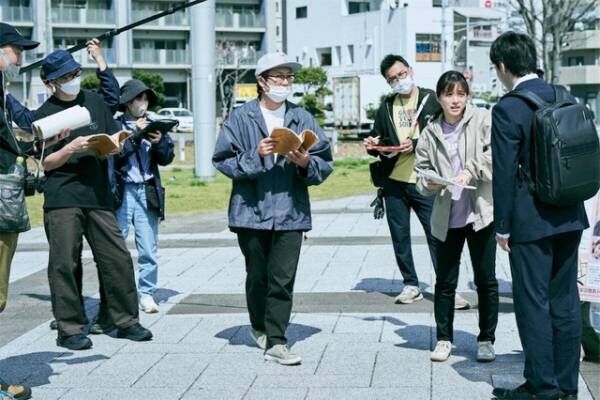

{"left": 49, "top": 320, "right": 58, "bottom": 330}
{"left": 559, "top": 392, "right": 578, "bottom": 400}
{"left": 56, "top": 334, "right": 93, "bottom": 351}
{"left": 493, "top": 384, "right": 560, "bottom": 400}
{"left": 116, "top": 323, "right": 153, "bottom": 342}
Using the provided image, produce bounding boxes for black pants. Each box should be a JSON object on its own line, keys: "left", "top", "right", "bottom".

{"left": 236, "top": 229, "right": 303, "bottom": 349}
{"left": 434, "top": 224, "right": 498, "bottom": 342}
{"left": 510, "top": 230, "right": 582, "bottom": 397}
{"left": 383, "top": 179, "right": 437, "bottom": 286}
{"left": 44, "top": 208, "right": 139, "bottom": 337}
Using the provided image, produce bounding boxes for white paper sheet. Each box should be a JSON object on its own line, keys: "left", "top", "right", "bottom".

{"left": 32, "top": 105, "right": 91, "bottom": 140}
{"left": 414, "top": 167, "right": 476, "bottom": 190}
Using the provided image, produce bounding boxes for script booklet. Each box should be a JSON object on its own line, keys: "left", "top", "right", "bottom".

{"left": 270, "top": 127, "right": 319, "bottom": 154}
{"left": 86, "top": 130, "right": 132, "bottom": 156}
{"left": 414, "top": 167, "right": 476, "bottom": 190}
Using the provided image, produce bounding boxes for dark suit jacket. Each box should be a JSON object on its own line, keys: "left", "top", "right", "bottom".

{"left": 491, "top": 78, "right": 588, "bottom": 243}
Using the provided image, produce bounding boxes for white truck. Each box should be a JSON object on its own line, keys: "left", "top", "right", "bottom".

{"left": 332, "top": 74, "right": 390, "bottom": 135}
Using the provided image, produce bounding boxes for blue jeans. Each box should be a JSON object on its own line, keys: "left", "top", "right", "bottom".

{"left": 116, "top": 183, "right": 159, "bottom": 295}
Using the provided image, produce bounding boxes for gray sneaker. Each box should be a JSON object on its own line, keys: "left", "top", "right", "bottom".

{"left": 454, "top": 293, "right": 471, "bottom": 310}
{"left": 477, "top": 341, "right": 495, "bottom": 362}
{"left": 250, "top": 328, "right": 267, "bottom": 350}
{"left": 395, "top": 285, "right": 423, "bottom": 304}
{"left": 264, "top": 344, "right": 302, "bottom": 365}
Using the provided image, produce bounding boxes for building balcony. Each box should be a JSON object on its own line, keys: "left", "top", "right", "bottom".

{"left": 133, "top": 49, "right": 190, "bottom": 65}
{"left": 216, "top": 50, "right": 264, "bottom": 69}
{"left": 563, "top": 30, "right": 600, "bottom": 51}
{"left": 51, "top": 8, "right": 114, "bottom": 25}
{"left": 71, "top": 48, "right": 116, "bottom": 67}
{"left": 0, "top": 6, "right": 33, "bottom": 24}
{"left": 131, "top": 9, "right": 189, "bottom": 28}
{"left": 559, "top": 65, "right": 600, "bottom": 85}
{"left": 216, "top": 11, "right": 265, "bottom": 31}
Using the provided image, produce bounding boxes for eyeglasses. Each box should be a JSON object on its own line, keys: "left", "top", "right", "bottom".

{"left": 265, "top": 74, "right": 295, "bottom": 84}
{"left": 386, "top": 70, "right": 409, "bottom": 85}
{"left": 55, "top": 69, "right": 81, "bottom": 84}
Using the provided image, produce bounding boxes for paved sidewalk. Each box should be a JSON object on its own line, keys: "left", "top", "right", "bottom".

{"left": 0, "top": 195, "right": 596, "bottom": 399}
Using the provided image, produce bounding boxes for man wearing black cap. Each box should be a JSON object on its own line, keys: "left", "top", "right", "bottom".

{"left": 0, "top": 21, "right": 62, "bottom": 400}
{"left": 36, "top": 49, "right": 153, "bottom": 350}
{"left": 112, "top": 79, "right": 174, "bottom": 314}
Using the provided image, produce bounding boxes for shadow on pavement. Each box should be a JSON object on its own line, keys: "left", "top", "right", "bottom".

{"left": 154, "top": 288, "right": 181, "bottom": 304}
{"left": 0, "top": 352, "right": 108, "bottom": 387}
{"left": 215, "top": 323, "right": 321, "bottom": 348}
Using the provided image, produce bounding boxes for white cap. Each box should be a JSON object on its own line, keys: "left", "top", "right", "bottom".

{"left": 255, "top": 52, "right": 302, "bottom": 78}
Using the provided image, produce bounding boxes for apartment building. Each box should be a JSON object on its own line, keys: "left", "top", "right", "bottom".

{"left": 0, "top": 0, "right": 284, "bottom": 109}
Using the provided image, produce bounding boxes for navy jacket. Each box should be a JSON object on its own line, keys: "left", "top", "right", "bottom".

{"left": 6, "top": 67, "right": 120, "bottom": 132}
{"left": 212, "top": 99, "right": 333, "bottom": 232}
{"left": 111, "top": 115, "right": 175, "bottom": 220}
{"left": 491, "top": 78, "right": 588, "bottom": 243}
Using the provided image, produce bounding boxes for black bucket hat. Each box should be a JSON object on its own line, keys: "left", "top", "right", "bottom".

{"left": 119, "top": 79, "right": 158, "bottom": 112}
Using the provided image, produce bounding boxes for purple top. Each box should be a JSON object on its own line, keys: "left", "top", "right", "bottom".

{"left": 441, "top": 118, "right": 474, "bottom": 229}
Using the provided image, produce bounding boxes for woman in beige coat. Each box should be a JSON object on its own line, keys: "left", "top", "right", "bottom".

{"left": 415, "top": 71, "right": 499, "bottom": 363}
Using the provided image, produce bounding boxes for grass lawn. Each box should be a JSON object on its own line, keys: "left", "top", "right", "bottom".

{"left": 25, "top": 157, "right": 374, "bottom": 227}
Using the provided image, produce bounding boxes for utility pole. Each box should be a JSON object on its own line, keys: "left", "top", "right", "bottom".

{"left": 441, "top": 0, "right": 448, "bottom": 73}
{"left": 191, "top": 0, "right": 216, "bottom": 179}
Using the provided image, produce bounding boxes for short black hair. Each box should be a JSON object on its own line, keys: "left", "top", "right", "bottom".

{"left": 490, "top": 31, "right": 537, "bottom": 77}
{"left": 380, "top": 54, "right": 410, "bottom": 78}
{"left": 436, "top": 70, "right": 470, "bottom": 97}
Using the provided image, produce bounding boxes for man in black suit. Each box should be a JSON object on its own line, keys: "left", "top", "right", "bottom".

{"left": 489, "top": 32, "right": 589, "bottom": 400}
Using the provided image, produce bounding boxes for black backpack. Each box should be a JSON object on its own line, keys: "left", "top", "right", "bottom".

{"left": 506, "top": 85, "right": 600, "bottom": 207}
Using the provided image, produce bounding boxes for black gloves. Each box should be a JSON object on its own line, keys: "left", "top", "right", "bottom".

{"left": 370, "top": 188, "right": 385, "bottom": 219}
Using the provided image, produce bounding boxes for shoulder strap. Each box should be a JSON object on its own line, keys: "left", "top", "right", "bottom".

{"left": 553, "top": 85, "right": 572, "bottom": 103}
{"left": 504, "top": 89, "right": 548, "bottom": 110}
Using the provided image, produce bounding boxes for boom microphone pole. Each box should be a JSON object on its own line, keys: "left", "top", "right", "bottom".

{"left": 20, "top": 0, "right": 208, "bottom": 73}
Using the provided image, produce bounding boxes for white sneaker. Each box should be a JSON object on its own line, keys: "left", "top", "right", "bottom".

{"left": 139, "top": 294, "right": 159, "bottom": 314}
{"left": 395, "top": 285, "right": 423, "bottom": 304}
{"left": 454, "top": 293, "right": 471, "bottom": 310}
{"left": 431, "top": 340, "right": 452, "bottom": 362}
{"left": 250, "top": 328, "right": 267, "bottom": 350}
{"left": 264, "top": 344, "right": 302, "bottom": 366}
{"left": 477, "top": 341, "right": 495, "bottom": 362}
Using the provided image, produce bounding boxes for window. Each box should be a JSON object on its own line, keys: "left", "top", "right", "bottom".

{"left": 432, "top": 0, "right": 442, "bottom": 6}
{"left": 348, "top": 1, "right": 370, "bottom": 14}
{"left": 347, "top": 44, "right": 354, "bottom": 64}
{"left": 416, "top": 33, "right": 441, "bottom": 62}
{"left": 317, "top": 47, "right": 332, "bottom": 66}
{"left": 567, "top": 56, "right": 584, "bottom": 66}
{"left": 276, "top": 25, "right": 280, "bottom": 36}
{"left": 296, "top": 6, "right": 307, "bottom": 19}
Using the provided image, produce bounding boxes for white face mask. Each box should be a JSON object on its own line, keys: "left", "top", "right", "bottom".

{"left": 392, "top": 76, "right": 414, "bottom": 95}
{"left": 128, "top": 99, "right": 149, "bottom": 118}
{"left": 266, "top": 85, "right": 292, "bottom": 103}
{"left": 0, "top": 50, "right": 20, "bottom": 81}
{"left": 59, "top": 76, "right": 81, "bottom": 96}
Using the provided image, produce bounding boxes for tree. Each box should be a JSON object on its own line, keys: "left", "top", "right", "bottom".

{"left": 509, "top": 0, "right": 596, "bottom": 83}
{"left": 215, "top": 40, "right": 254, "bottom": 118}
{"left": 295, "top": 67, "right": 332, "bottom": 123}
{"left": 295, "top": 67, "right": 328, "bottom": 94}
{"left": 132, "top": 70, "right": 166, "bottom": 109}
{"left": 81, "top": 74, "right": 100, "bottom": 90}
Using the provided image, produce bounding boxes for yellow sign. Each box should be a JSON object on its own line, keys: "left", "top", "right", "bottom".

{"left": 235, "top": 83, "right": 258, "bottom": 100}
